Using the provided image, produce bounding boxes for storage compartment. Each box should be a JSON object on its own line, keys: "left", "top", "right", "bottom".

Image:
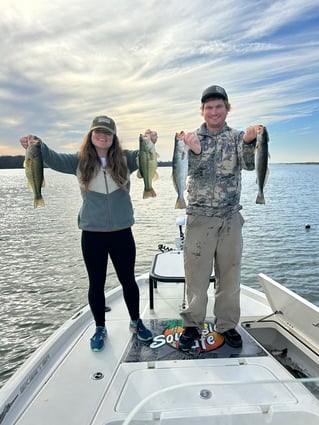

{"left": 242, "top": 320, "right": 319, "bottom": 399}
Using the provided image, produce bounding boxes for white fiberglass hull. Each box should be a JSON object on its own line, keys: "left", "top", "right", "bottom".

{"left": 0, "top": 265, "right": 318, "bottom": 425}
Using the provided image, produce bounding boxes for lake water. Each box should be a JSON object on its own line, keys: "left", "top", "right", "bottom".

{"left": 0, "top": 164, "right": 318, "bottom": 388}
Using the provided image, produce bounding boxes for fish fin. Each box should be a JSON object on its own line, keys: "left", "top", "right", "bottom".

{"left": 42, "top": 179, "right": 45, "bottom": 188}
{"left": 172, "top": 179, "right": 177, "bottom": 193}
{"left": 175, "top": 198, "right": 186, "bottom": 209}
{"left": 264, "top": 168, "right": 270, "bottom": 186}
{"left": 34, "top": 197, "right": 45, "bottom": 208}
{"left": 23, "top": 159, "right": 32, "bottom": 170}
{"left": 153, "top": 171, "right": 159, "bottom": 181}
{"left": 137, "top": 170, "right": 143, "bottom": 179}
{"left": 256, "top": 193, "right": 265, "bottom": 204}
{"left": 143, "top": 188, "right": 156, "bottom": 199}
{"left": 256, "top": 168, "right": 270, "bottom": 186}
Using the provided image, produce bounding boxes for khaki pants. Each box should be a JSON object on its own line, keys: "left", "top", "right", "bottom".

{"left": 180, "top": 212, "right": 244, "bottom": 333}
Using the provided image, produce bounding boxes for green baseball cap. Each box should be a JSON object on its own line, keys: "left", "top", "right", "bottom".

{"left": 90, "top": 116, "right": 116, "bottom": 134}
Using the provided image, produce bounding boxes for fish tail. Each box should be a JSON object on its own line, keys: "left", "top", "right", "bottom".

{"left": 34, "top": 196, "right": 45, "bottom": 208}
{"left": 175, "top": 198, "right": 186, "bottom": 209}
{"left": 143, "top": 188, "right": 156, "bottom": 199}
{"left": 256, "top": 193, "right": 265, "bottom": 204}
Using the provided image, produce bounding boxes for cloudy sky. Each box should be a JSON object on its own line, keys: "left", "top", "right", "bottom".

{"left": 1, "top": 0, "right": 319, "bottom": 162}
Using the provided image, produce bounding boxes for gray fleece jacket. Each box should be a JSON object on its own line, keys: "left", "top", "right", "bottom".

{"left": 40, "top": 142, "right": 139, "bottom": 231}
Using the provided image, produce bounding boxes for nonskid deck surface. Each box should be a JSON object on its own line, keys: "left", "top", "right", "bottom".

{"left": 2, "top": 277, "right": 319, "bottom": 425}
{"left": 124, "top": 318, "right": 267, "bottom": 362}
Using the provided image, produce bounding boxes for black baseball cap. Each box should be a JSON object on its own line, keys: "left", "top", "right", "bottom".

{"left": 201, "top": 85, "right": 228, "bottom": 103}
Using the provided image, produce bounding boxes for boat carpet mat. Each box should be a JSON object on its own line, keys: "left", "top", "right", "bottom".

{"left": 124, "top": 318, "right": 267, "bottom": 362}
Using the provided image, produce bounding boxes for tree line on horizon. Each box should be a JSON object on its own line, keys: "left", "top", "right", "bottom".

{"left": 0, "top": 155, "right": 172, "bottom": 169}
{"left": 1, "top": 155, "right": 317, "bottom": 170}
{"left": 0, "top": 155, "right": 25, "bottom": 168}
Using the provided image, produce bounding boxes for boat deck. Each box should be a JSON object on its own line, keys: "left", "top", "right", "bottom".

{"left": 4, "top": 277, "right": 318, "bottom": 425}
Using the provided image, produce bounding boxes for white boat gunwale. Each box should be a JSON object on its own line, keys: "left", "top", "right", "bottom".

{"left": 0, "top": 264, "right": 318, "bottom": 425}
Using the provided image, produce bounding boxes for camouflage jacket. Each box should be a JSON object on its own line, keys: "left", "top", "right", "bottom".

{"left": 186, "top": 122, "right": 256, "bottom": 218}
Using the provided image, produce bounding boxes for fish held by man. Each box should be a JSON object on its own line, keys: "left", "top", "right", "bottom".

{"left": 137, "top": 133, "right": 159, "bottom": 199}
{"left": 172, "top": 131, "right": 188, "bottom": 209}
{"left": 24, "top": 137, "right": 45, "bottom": 208}
{"left": 255, "top": 125, "right": 269, "bottom": 204}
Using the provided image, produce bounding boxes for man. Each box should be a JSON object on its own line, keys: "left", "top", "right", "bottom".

{"left": 179, "top": 85, "right": 259, "bottom": 350}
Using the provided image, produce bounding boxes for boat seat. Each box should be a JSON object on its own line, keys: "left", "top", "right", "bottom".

{"left": 149, "top": 250, "right": 215, "bottom": 310}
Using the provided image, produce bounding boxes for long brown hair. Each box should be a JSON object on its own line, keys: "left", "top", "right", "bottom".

{"left": 78, "top": 131, "right": 129, "bottom": 191}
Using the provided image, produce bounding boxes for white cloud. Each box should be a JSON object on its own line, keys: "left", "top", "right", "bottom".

{"left": 0, "top": 0, "right": 319, "bottom": 162}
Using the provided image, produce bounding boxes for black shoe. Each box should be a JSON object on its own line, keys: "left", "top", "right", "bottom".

{"left": 179, "top": 327, "right": 200, "bottom": 351}
{"left": 221, "top": 328, "right": 242, "bottom": 348}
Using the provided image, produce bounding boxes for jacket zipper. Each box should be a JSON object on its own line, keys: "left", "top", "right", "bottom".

{"left": 103, "top": 169, "right": 113, "bottom": 227}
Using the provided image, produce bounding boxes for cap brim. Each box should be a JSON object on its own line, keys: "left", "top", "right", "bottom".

{"left": 91, "top": 126, "right": 115, "bottom": 134}
{"left": 201, "top": 94, "right": 227, "bottom": 103}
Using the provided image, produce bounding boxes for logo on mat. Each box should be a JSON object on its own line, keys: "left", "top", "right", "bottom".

{"left": 149, "top": 320, "right": 224, "bottom": 352}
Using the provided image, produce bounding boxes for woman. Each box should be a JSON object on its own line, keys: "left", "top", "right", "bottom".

{"left": 20, "top": 115, "right": 153, "bottom": 352}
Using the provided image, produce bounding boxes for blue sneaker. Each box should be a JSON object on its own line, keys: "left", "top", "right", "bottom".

{"left": 90, "top": 326, "right": 107, "bottom": 352}
{"left": 130, "top": 319, "right": 153, "bottom": 342}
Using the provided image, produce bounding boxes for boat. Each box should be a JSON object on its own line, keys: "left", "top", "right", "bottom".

{"left": 0, "top": 218, "right": 319, "bottom": 424}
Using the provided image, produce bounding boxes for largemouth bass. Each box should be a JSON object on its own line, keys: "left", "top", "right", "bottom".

{"left": 255, "top": 125, "right": 269, "bottom": 204}
{"left": 137, "top": 133, "right": 158, "bottom": 199}
{"left": 24, "top": 138, "right": 45, "bottom": 208}
{"left": 172, "top": 131, "right": 188, "bottom": 209}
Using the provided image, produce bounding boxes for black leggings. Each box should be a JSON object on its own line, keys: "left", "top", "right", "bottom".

{"left": 81, "top": 228, "right": 140, "bottom": 327}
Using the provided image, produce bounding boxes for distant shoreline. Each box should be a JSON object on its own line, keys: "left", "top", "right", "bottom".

{"left": 0, "top": 155, "right": 172, "bottom": 169}
{"left": 0, "top": 155, "right": 318, "bottom": 169}
{"left": 271, "top": 162, "right": 319, "bottom": 165}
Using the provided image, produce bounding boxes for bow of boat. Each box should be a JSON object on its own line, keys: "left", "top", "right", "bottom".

{"left": 0, "top": 269, "right": 318, "bottom": 425}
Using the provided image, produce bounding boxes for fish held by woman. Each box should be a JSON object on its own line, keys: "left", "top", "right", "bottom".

{"left": 172, "top": 131, "right": 188, "bottom": 209}
{"left": 255, "top": 125, "right": 270, "bottom": 204}
{"left": 137, "top": 132, "right": 159, "bottom": 199}
{"left": 24, "top": 137, "right": 45, "bottom": 208}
